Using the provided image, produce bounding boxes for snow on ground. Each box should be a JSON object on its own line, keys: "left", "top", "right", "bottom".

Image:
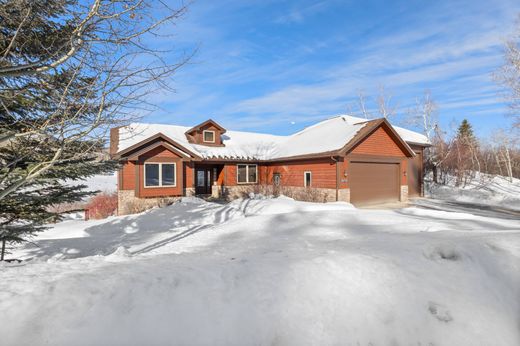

{"left": 66, "top": 172, "right": 118, "bottom": 193}
{"left": 1, "top": 196, "right": 520, "bottom": 346}
{"left": 424, "top": 173, "right": 520, "bottom": 212}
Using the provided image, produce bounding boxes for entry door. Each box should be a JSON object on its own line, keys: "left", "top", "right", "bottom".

{"left": 195, "top": 168, "right": 212, "bottom": 194}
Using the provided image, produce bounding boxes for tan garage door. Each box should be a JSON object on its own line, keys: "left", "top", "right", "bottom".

{"left": 350, "top": 162, "right": 400, "bottom": 205}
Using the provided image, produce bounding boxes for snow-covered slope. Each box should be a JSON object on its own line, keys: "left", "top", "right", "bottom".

{"left": 1, "top": 197, "right": 519, "bottom": 346}
{"left": 425, "top": 174, "right": 520, "bottom": 211}
{"left": 66, "top": 172, "right": 117, "bottom": 193}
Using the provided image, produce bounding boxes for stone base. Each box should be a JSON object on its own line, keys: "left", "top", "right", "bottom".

{"left": 211, "top": 184, "right": 220, "bottom": 198}
{"left": 117, "top": 190, "right": 180, "bottom": 215}
{"left": 338, "top": 188, "right": 350, "bottom": 203}
{"left": 400, "top": 185, "right": 408, "bottom": 202}
{"left": 223, "top": 185, "right": 339, "bottom": 203}
{"left": 184, "top": 187, "right": 196, "bottom": 197}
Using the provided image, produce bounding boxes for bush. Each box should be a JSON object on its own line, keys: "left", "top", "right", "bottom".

{"left": 85, "top": 192, "right": 118, "bottom": 219}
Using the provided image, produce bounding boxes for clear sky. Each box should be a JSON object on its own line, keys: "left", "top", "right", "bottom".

{"left": 145, "top": 0, "right": 520, "bottom": 139}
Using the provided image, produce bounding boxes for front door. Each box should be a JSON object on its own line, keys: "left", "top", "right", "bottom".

{"left": 195, "top": 167, "right": 212, "bottom": 195}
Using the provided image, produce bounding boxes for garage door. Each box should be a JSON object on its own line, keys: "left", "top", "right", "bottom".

{"left": 350, "top": 162, "right": 400, "bottom": 205}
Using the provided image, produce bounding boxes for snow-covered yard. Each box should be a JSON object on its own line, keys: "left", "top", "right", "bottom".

{"left": 1, "top": 196, "right": 519, "bottom": 345}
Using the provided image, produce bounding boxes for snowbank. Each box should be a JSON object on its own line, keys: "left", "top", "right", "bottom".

{"left": 425, "top": 174, "right": 520, "bottom": 211}
{"left": 1, "top": 197, "right": 519, "bottom": 346}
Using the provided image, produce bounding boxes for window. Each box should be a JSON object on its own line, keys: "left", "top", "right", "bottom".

{"left": 203, "top": 130, "right": 215, "bottom": 143}
{"left": 237, "top": 164, "right": 257, "bottom": 184}
{"left": 304, "top": 171, "right": 312, "bottom": 187}
{"left": 144, "top": 163, "right": 176, "bottom": 187}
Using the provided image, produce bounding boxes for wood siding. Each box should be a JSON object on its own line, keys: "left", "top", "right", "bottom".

{"left": 351, "top": 126, "right": 407, "bottom": 157}
{"left": 120, "top": 161, "right": 136, "bottom": 190}
{"left": 262, "top": 158, "right": 337, "bottom": 189}
{"left": 408, "top": 145, "right": 424, "bottom": 196}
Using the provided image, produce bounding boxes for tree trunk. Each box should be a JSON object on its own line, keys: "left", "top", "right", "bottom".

{"left": 1, "top": 239, "right": 5, "bottom": 261}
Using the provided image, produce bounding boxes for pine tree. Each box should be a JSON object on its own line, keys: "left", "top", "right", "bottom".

{"left": 0, "top": 0, "right": 189, "bottom": 260}
{"left": 453, "top": 119, "right": 480, "bottom": 186}
{"left": 456, "top": 119, "right": 476, "bottom": 144}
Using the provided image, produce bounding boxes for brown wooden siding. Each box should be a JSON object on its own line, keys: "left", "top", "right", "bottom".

{"left": 184, "top": 162, "right": 195, "bottom": 188}
{"left": 351, "top": 127, "right": 407, "bottom": 157}
{"left": 263, "top": 158, "right": 337, "bottom": 189}
{"left": 120, "top": 161, "right": 136, "bottom": 190}
{"left": 408, "top": 145, "right": 424, "bottom": 196}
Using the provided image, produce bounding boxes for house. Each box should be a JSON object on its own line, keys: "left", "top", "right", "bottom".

{"left": 110, "top": 115, "right": 430, "bottom": 215}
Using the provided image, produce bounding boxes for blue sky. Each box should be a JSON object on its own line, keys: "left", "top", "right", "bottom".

{"left": 145, "top": 0, "right": 520, "bottom": 139}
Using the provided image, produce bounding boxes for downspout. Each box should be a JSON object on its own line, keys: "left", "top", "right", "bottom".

{"left": 331, "top": 156, "right": 339, "bottom": 201}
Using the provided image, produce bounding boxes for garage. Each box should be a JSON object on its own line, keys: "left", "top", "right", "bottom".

{"left": 349, "top": 162, "right": 400, "bottom": 205}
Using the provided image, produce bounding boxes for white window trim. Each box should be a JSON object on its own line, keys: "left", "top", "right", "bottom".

{"left": 304, "top": 171, "right": 312, "bottom": 187}
{"left": 236, "top": 164, "right": 258, "bottom": 184}
{"left": 203, "top": 130, "right": 216, "bottom": 143}
{"left": 144, "top": 162, "right": 177, "bottom": 188}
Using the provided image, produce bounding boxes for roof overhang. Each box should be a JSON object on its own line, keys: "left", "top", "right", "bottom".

{"left": 113, "top": 132, "right": 202, "bottom": 160}
{"left": 339, "top": 118, "right": 416, "bottom": 158}
{"left": 184, "top": 119, "right": 227, "bottom": 136}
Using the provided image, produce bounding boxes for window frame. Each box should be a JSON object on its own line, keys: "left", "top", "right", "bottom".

{"left": 236, "top": 164, "right": 258, "bottom": 184}
{"left": 202, "top": 130, "right": 216, "bottom": 143}
{"left": 304, "top": 171, "right": 312, "bottom": 188}
{"left": 143, "top": 162, "right": 177, "bottom": 188}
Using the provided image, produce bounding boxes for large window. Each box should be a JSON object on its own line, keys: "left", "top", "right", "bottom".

{"left": 203, "top": 130, "right": 215, "bottom": 143}
{"left": 304, "top": 171, "right": 312, "bottom": 187}
{"left": 237, "top": 164, "right": 257, "bottom": 184}
{"left": 144, "top": 163, "right": 176, "bottom": 187}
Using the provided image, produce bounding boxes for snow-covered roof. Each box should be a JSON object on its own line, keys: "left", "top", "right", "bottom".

{"left": 116, "top": 115, "right": 430, "bottom": 160}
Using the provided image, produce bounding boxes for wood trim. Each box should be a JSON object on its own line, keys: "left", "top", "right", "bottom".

{"left": 115, "top": 133, "right": 201, "bottom": 159}
{"left": 135, "top": 161, "right": 140, "bottom": 198}
{"left": 143, "top": 162, "right": 178, "bottom": 188}
{"left": 347, "top": 153, "right": 404, "bottom": 163}
{"left": 185, "top": 119, "right": 227, "bottom": 135}
{"left": 339, "top": 119, "right": 415, "bottom": 158}
{"left": 127, "top": 141, "right": 191, "bottom": 160}
{"left": 335, "top": 159, "right": 340, "bottom": 201}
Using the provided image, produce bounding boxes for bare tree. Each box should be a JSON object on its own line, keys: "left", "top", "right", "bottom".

{"left": 356, "top": 89, "right": 372, "bottom": 119}
{"left": 0, "top": 0, "right": 193, "bottom": 200}
{"left": 376, "top": 85, "right": 398, "bottom": 119}
{"left": 496, "top": 15, "right": 520, "bottom": 130}
{"left": 352, "top": 85, "right": 398, "bottom": 120}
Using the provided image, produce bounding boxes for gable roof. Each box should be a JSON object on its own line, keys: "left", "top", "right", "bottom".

{"left": 115, "top": 115, "right": 430, "bottom": 161}
{"left": 185, "top": 119, "right": 227, "bottom": 135}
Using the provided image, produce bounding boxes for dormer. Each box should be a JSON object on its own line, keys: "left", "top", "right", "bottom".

{"left": 185, "top": 119, "right": 226, "bottom": 147}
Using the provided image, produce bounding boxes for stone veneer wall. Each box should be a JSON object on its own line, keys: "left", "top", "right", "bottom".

{"left": 223, "top": 185, "right": 340, "bottom": 203}
{"left": 117, "top": 189, "right": 180, "bottom": 215}
{"left": 400, "top": 185, "right": 408, "bottom": 202}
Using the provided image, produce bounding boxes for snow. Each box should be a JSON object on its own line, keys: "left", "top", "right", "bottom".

{"left": 116, "top": 115, "right": 429, "bottom": 160}
{"left": 424, "top": 173, "right": 520, "bottom": 212}
{"left": 1, "top": 196, "right": 519, "bottom": 345}
{"left": 66, "top": 172, "right": 117, "bottom": 193}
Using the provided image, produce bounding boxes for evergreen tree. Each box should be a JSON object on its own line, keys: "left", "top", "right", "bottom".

{"left": 0, "top": 0, "right": 189, "bottom": 260}
{"left": 456, "top": 119, "right": 477, "bottom": 145}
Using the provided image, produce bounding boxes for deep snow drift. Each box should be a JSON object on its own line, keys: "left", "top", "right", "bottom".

{"left": 424, "top": 173, "right": 520, "bottom": 212}
{"left": 1, "top": 196, "right": 519, "bottom": 346}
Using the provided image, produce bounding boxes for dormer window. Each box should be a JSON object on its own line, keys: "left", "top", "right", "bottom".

{"left": 185, "top": 119, "right": 226, "bottom": 146}
{"left": 203, "top": 130, "right": 215, "bottom": 143}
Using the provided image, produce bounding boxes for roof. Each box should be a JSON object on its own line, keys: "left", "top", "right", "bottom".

{"left": 115, "top": 115, "right": 430, "bottom": 161}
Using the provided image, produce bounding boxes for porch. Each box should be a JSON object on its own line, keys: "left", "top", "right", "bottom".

{"left": 193, "top": 163, "right": 225, "bottom": 196}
